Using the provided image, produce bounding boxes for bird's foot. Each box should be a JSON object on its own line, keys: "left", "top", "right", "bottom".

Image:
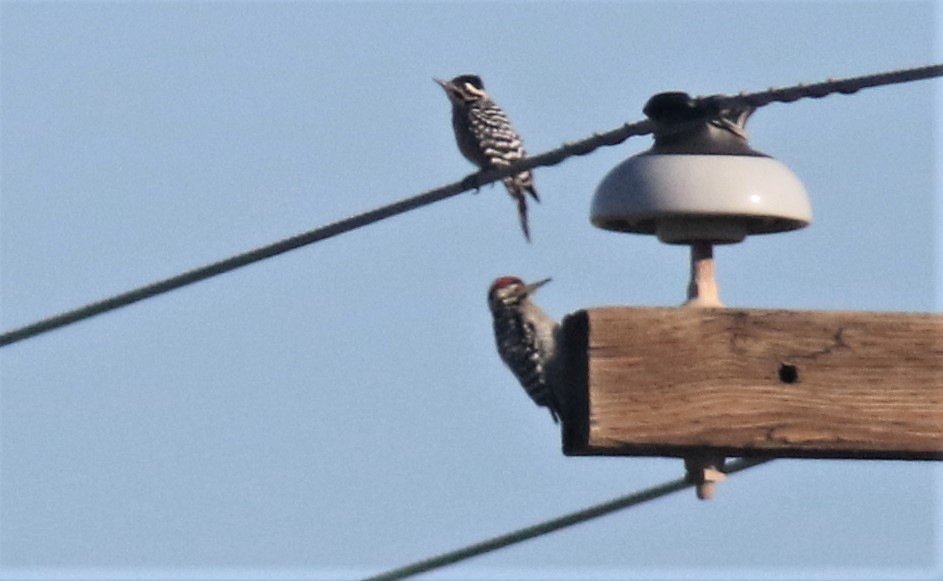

{"left": 461, "top": 174, "right": 481, "bottom": 193}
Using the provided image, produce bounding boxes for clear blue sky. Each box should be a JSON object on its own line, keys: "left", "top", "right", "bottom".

{"left": 1, "top": 2, "right": 940, "bottom": 580}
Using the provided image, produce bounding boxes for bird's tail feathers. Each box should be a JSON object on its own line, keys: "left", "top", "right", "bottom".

{"left": 513, "top": 190, "right": 531, "bottom": 242}
{"left": 503, "top": 172, "right": 538, "bottom": 200}
{"left": 524, "top": 183, "right": 540, "bottom": 203}
{"left": 503, "top": 176, "right": 536, "bottom": 242}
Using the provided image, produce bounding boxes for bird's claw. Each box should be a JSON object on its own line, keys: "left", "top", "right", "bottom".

{"left": 461, "top": 174, "right": 481, "bottom": 193}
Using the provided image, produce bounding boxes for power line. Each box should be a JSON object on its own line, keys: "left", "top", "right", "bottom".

{"left": 1, "top": 63, "right": 940, "bottom": 348}
{"left": 360, "top": 457, "right": 772, "bottom": 581}
{"left": 0, "top": 177, "right": 483, "bottom": 347}
{"left": 707, "top": 63, "right": 943, "bottom": 109}
{"left": 2, "top": 125, "right": 664, "bottom": 349}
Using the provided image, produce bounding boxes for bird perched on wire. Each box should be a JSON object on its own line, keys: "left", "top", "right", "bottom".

{"left": 487, "top": 276, "right": 562, "bottom": 423}
{"left": 435, "top": 74, "right": 539, "bottom": 241}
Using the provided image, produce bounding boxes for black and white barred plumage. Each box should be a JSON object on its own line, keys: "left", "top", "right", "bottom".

{"left": 487, "top": 276, "right": 561, "bottom": 423}
{"left": 436, "top": 74, "right": 539, "bottom": 241}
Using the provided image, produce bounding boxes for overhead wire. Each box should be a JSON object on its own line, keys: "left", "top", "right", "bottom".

{"left": 1, "top": 63, "right": 940, "bottom": 348}
{"left": 360, "top": 458, "right": 772, "bottom": 581}
{"left": 0, "top": 115, "right": 651, "bottom": 350}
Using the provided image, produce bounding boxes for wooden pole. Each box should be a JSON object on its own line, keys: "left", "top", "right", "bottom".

{"left": 560, "top": 307, "right": 943, "bottom": 458}
{"left": 555, "top": 242, "right": 943, "bottom": 499}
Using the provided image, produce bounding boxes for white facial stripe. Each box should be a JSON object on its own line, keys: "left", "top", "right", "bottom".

{"left": 462, "top": 82, "right": 487, "bottom": 97}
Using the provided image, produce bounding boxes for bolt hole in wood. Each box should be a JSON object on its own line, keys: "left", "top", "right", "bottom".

{"left": 778, "top": 363, "right": 799, "bottom": 384}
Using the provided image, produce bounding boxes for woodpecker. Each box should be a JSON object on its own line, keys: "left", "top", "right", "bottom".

{"left": 487, "top": 276, "right": 561, "bottom": 423}
{"left": 435, "top": 74, "right": 539, "bottom": 241}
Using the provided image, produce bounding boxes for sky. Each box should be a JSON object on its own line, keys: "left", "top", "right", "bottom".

{"left": 0, "top": 2, "right": 940, "bottom": 580}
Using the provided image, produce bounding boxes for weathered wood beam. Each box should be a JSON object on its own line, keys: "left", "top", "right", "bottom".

{"left": 559, "top": 307, "right": 943, "bottom": 460}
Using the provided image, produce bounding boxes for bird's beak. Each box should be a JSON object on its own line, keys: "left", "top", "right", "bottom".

{"left": 526, "top": 277, "right": 552, "bottom": 295}
{"left": 433, "top": 78, "right": 449, "bottom": 90}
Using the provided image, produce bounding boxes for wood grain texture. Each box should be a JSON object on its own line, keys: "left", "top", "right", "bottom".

{"left": 560, "top": 307, "right": 943, "bottom": 459}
